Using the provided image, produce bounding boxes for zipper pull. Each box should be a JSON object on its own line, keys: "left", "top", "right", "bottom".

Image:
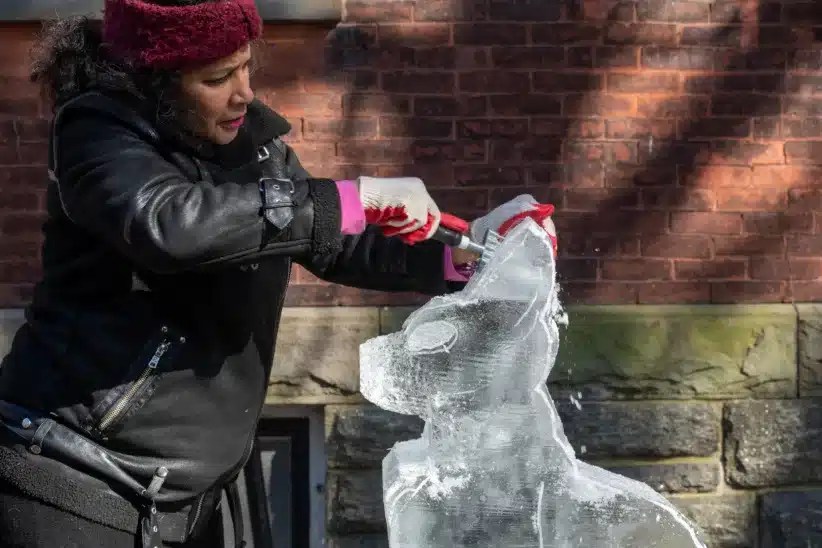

{"left": 147, "top": 341, "right": 171, "bottom": 369}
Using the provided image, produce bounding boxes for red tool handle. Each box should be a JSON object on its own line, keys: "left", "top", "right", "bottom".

{"left": 440, "top": 212, "right": 470, "bottom": 234}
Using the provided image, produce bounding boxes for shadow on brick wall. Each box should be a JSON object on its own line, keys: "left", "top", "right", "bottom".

{"left": 317, "top": 0, "right": 820, "bottom": 306}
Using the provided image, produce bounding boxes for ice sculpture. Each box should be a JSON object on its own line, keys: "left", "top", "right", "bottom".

{"left": 360, "top": 220, "right": 707, "bottom": 548}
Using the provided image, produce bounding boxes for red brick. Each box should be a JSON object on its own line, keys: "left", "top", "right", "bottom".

{"left": 337, "top": 140, "right": 409, "bottom": 164}
{"left": 413, "top": 47, "right": 457, "bottom": 69}
{"left": 743, "top": 212, "right": 814, "bottom": 234}
{"left": 410, "top": 141, "right": 485, "bottom": 163}
{"left": 0, "top": 191, "right": 39, "bottom": 211}
{"left": 607, "top": 72, "right": 680, "bottom": 93}
{"left": 716, "top": 188, "right": 786, "bottom": 211}
{"left": 528, "top": 164, "right": 566, "bottom": 186}
{"left": 638, "top": 282, "right": 711, "bottom": 303}
{"left": 791, "top": 282, "right": 822, "bottom": 302}
{"left": 680, "top": 166, "right": 750, "bottom": 187}
{"left": 14, "top": 119, "right": 49, "bottom": 143}
{"left": 532, "top": 72, "right": 603, "bottom": 92}
{"left": 378, "top": 23, "right": 450, "bottom": 47}
{"left": 788, "top": 235, "right": 822, "bottom": 256}
{"left": 491, "top": 46, "right": 565, "bottom": 68}
{"left": 751, "top": 258, "right": 822, "bottom": 281}
{"left": 262, "top": 92, "right": 340, "bottom": 116}
{"left": 0, "top": 144, "right": 17, "bottom": 165}
{"left": 605, "top": 23, "right": 678, "bottom": 45}
{"left": 724, "top": 48, "right": 788, "bottom": 72}
{"left": 0, "top": 98, "right": 39, "bottom": 118}
{"left": 674, "top": 259, "right": 747, "bottom": 280}
{"left": 753, "top": 117, "right": 780, "bottom": 140}
{"left": 641, "top": 47, "right": 716, "bottom": 70}
{"left": 491, "top": 138, "right": 563, "bottom": 163}
{"left": 303, "top": 117, "right": 377, "bottom": 141}
{"left": 671, "top": 212, "right": 742, "bottom": 234}
{"left": 414, "top": 96, "right": 486, "bottom": 117}
{"left": 711, "top": 74, "right": 787, "bottom": 93}
{"left": 532, "top": 23, "right": 603, "bottom": 44}
{"left": 797, "top": 50, "right": 822, "bottom": 71}
{"left": 382, "top": 117, "right": 453, "bottom": 138}
{"left": 567, "top": 94, "right": 636, "bottom": 116}
{"left": 786, "top": 142, "right": 822, "bottom": 165}
{"left": 454, "top": 166, "right": 524, "bottom": 186}
{"left": 783, "top": 119, "right": 822, "bottom": 139}
{"left": 643, "top": 188, "right": 715, "bottom": 210}
{"left": 606, "top": 118, "right": 676, "bottom": 139}
{"left": 604, "top": 142, "right": 639, "bottom": 165}
{"left": 637, "top": 0, "right": 711, "bottom": 22}
{"left": 602, "top": 258, "right": 671, "bottom": 280}
{"left": 489, "top": 94, "right": 562, "bottom": 116}
{"left": 555, "top": 210, "right": 668, "bottom": 233}
{"left": 0, "top": 166, "right": 48, "bottom": 190}
{"left": 783, "top": 2, "right": 819, "bottom": 24}
{"left": 605, "top": 165, "right": 678, "bottom": 187}
{"left": 488, "top": 0, "right": 562, "bottom": 21}
{"left": 489, "top": 186, "right": 562, "bottom": 208}
{"left": 787, "top": 74, "right": 822, "bottom": 95}
{"left": 700, "top": 142, "right": 784, "bottom": 166}
{"left": 343, "top": 1, "right": 413, "bottom": 22}
{"left": 562, "top": 282, "right": 638, "bottom": 304}
{"left": 428, "top": 188, "right": 489, "bottom": 213}
{"left": 532, "top": 118, "right": 605, "bottom": 139}
{"left": 454, "top": 23, "right": 527, "bottom": 45}
{"left": 562, "top": 161, "right": 605, "bottom": 187}
{"left": 714, "top": 235, "right": 785, "bottom": 256}
{"left": 343, "top": 94, "right": 410, "bottom": 116}
{"left": 0, "top": 239, "right": 41, "bottom": 260}
{"left": 712, "top": 94, "right": 781, "bottom": 116}
{"left": 375, "top": 163, "right": 455, "bottom": 186}
{"left": 565, "top": 188, "right": 640, "bottom": 210}
{"left": 753, "top": 166, "right": 821, "bottom": 188}
{"left": 457, "top": 119, "right": 528, "bottom": 139}
{"left": 0, "top": 213, "right": 45, "bottom": 238}
{"left": 382, "top": 71, "right": 454, "bottom": 93}
{"left": 685, "top": 118, "right": 751, "bottom": 139}
{"left": 565, "top": 142, "right": 604, "bottom": 162}
{"left": 787, "top": 187, "right": 822, "bottom": 212}
{"left": 680, "top": 25, "right": 742, "bottom": 47}
{"left": 637, "top": 96, "right": 709, "bottom": 117}
{"left": 593, "top": 46, "right": 640, "bottom": 68}
{"left": 642, "top": 234, "right": 711, "bottom": 258}
{"left": 556, "top": 258, "right": 599, "bottom": 280}
{"left": 327, "top": 24, "right": 378, "bottom": 48}
{"left": 712, "top": 282, "right": 785, "bottom": 303}
{"left": 414, "top": 0, "right": 488, "bottom": 21}
{"left": 561, "top": 234, "right": 641, "bottom": 257}
{"left": 567, "top": 46, "right": 594, "bottom": 68}
{"left": 0, "top": 261, "right": 41, "bottom": 284}
{"left": 459, "top": 71, "right": 530, "bottom": 93}
{"left": 17, "top": 143, "right": 47, "bottom": 165}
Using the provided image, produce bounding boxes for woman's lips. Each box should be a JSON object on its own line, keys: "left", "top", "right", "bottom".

{"left": 221, "top": 115, "right": 245, "bottom": 129}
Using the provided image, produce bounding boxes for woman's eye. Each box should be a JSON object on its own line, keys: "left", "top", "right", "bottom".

{"left": 204, "top": 73, "right": 230, "bottom": 86}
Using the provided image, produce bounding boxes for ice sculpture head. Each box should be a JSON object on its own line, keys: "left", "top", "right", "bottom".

{"left": 361, "top": 220, "right": 560, "bottom": 417}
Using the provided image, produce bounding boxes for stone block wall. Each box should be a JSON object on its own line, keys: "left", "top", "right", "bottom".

{"left": 312, "top": 304, "right": 822, "bottom": 548}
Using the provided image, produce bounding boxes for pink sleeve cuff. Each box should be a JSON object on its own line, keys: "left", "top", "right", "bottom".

{"left": 443, "top": 246, "right": 470, "bottom": 282}
{"left": 335, "top": 180, "right": 367, "bottom": 235}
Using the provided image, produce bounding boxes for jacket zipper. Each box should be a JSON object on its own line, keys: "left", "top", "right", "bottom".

{"left": 98, "top": 337, "right": 172, "bottom": 432}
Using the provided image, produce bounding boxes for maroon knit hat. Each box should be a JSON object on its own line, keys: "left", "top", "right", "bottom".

{"left": 103, "top": 0, "right": 262, "bottom": 70}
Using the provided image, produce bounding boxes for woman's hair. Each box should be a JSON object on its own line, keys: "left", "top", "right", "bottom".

{"left": 29, "top": 0, "right": 217, "bottom": 122}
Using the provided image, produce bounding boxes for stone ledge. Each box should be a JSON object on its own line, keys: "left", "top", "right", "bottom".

{"left": 668, "top": 493, "right": 758, "bottom": 548}
{"left": 797, "top": 304, "right": 822, "bottom": 397}
{"left": 724, "top": 399, "right": 822, "bottom": 488}
{"left": 760, "top": 490, "right": 822, "bottom": 547}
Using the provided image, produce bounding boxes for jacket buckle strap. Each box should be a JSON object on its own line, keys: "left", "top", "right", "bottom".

{"left": 141, "top": 502, "right": 162, "bottom": 548}
{"left": 29, "top": 417, "right": 54, "bottom": 455}
{"left": 258, "top": 177, "right": 296, "bottom": 230}
{"left": 257, "top": 145, "right": 270, "bottom": 162}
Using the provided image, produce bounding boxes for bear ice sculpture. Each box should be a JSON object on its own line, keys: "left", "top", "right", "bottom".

{"left": 360, "top": 220, "right": 707, "bottom": 548}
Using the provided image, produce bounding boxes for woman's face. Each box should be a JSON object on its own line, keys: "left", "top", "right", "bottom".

{"left": 179, "top": 44, "right": 254, "bottom": 145}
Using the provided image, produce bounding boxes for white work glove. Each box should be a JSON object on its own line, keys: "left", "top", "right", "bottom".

{"left": 470, "top": 194, "right": 558, "bottom": 256}
{"left": 356, "top": 176, "right": 441, "bottom": 245}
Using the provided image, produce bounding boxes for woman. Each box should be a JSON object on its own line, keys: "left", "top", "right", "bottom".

{"left": 0, "top": 0, "right": 558, "bottom": 546}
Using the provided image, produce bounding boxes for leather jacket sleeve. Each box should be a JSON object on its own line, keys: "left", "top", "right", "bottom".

{"left": 51, "top": 104, "right": 342, "bottom": 274}
{"left": 283, "top": 145, "right": 462, "bottom": 296}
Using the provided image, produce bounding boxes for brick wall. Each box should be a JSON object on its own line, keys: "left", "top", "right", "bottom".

{"left": 0, "top": 0, "right": 820, "bottom": 308}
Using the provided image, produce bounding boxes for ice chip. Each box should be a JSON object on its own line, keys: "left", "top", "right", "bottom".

{"left": 360, "top": 219, "right": 707, "bottom": 548}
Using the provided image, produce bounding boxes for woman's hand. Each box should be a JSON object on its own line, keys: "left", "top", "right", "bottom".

{"left": 355, "top": 176, "right": 441, "bottom": 244}
{"left": 469, "top": 194, "right": 558, "bottom": 256}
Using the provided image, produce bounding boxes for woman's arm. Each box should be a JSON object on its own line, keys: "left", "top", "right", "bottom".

{"left": 52, "top": 105, "right": 343, "bottom": 274}
{"left": 283, "top": 142, "right": 467, "bottom": 295}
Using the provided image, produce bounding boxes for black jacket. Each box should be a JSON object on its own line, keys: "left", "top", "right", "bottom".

{"left": 0, "top": 91, "right": 457, "bottom": 507}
